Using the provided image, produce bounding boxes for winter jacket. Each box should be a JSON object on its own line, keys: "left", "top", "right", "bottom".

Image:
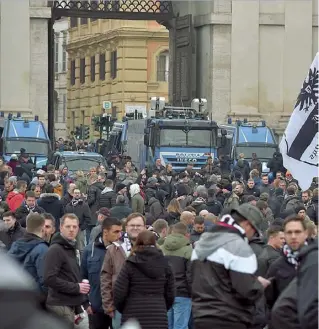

{"left": 165, "top": 212, "right": 180, "bottom": 226}
{"left": 271, "top": 278, "right": 300, "bottom": 329}
{"left": 191, "top": 224, "right": 263, "bottom": 327}
{"left": 297, "top": 242, "right": 318, "bottom": 329}
{"left": 75, "top": 177, "right": 88, "bottom": 195}
{"left": 191, "top": 197, "right": 207, "bottom": 215}
{"left": 101, "top": 242, "right": 128, "bottom": 314}
{"left": 265, "top": 255, "right": 297, "bottom": 309}
{"left": 114, "top": 247, "right": 175, "bottom": 329}
{"left": 81, "top": 234, "right": 109, "bottom": 313}
{"left": 257, "top": 245, "right": 281, "bottom": 277}
{"left": 205, "top": 199, "right": 223, "bottom": 216}
{"left": 37, "top": 193, "right": 64, "bottom": 229}
{"left": 190, "top": 229, "right": 204, "bottom": 245}
{"left": 0, "top": 221, "right": 25, "bottom": 250}
{"left": 87, "top": 182, "right": 104, "bottom": 225}
{"left": 131, "top": 193, "right": 145, "bottom": 214}
{"left": 148, "top": 197, "right": 165, "bottom": 220}
{"left": 65, "top": 200, "right": 91, "bottom": 231}
{"left": 15, "top": 204, "right": 45, "bottom": 228}
{"left": 89, "top": 224, "right": 102, "bottom": 244}
{"left": 8, "top": 233, "right": 49, "bottom": 294}
{"left": 161, "top": 233, "right": 192, "bottom": 297}
{"left": 110, "top": 204, "right": 132, "bottom": 220}
{"left": 306, "top": 196, "right": 318, "bottom": 224}
{"left": 99, "top": 187, "right": 117, "bottom": 209}
{"left": 259, "top": 184, "right": 274, "bottom": 196}
{"left": 244, "top": 187, "right": 260, "bottom": 199}
{"left": 6, "top": 190, "right": 25, "bottom": 211}
{"left": 44, "top": 233, "right": 86, "bottom": 307}
{"left": 281, "top": 195, "right": 301, "bottom": 213}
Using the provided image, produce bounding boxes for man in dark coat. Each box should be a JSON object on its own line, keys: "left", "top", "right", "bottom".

{"left": 99, "top": 179, "right": 117, "bottom": 209}
{"left": 37, "top": 185, "right": 64, "bottom": 231}
{"left": 8, "top": 213, "right": 49, "bottom": 296}
{"left": 81, "top": 217, "right": 123, "bottom": 329}
{"left": 0, "top": 211, "right": 25, "bottom": 250}
{"left": 110, "top": 195, "right": 132, "bottom": 220}
{"left": 65, "top": 188, "right": 91, "bottom": 252}
{"left": 15, "top": 191, "right": 45, "bottom": 227}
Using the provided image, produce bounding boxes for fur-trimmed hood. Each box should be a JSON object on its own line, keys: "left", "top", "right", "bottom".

{"left": 39, "top": 193, "right": 61, "bottom": 200}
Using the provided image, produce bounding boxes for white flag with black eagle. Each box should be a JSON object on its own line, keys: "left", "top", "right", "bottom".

{"left": 280, "top": 53, "right": 319, "bottom": 191}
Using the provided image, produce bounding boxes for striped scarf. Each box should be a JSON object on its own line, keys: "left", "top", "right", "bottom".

{"left": 218, "top": 215, "right": 248, "bottom": 243}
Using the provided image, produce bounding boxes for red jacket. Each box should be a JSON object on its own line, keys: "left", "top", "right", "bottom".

{"left": 7, "top": 191, "right": 25, "bottom": 211}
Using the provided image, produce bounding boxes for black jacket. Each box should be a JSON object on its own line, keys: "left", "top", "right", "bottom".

{"left": 257, "top": 245, "right": 281, "bottom": 277}
{"left": 87, "top": 182, "right": 104, "bottom": 225}
{"left": 244, "top": 187, "right": 261, "bottom": 199}
{"left": 192, "top": 225, "right": 263, "bottom": 327}
{"left": 271, "top": 278, "right": 300, "bottom": 329}
{"left": 297, "top": 242, "right": 318, "bottom": 329}
{"left": 44, "top": 233, "right": 86, "bottom": 307}
{"left": 98, "top": 188, "right": 117, "bottom": 209}
{"left": 65, "top": 200, "right": 91, "bottom": 231}
{"left": 265, "top": 255, "right": 297, "bottom": 309}
{"left": 0, "top": 221, "right": 25, "bottom": 250}
{"left": 15, "top": 204, "right": 46, "bottom": 228}
{"left": 114, "top": 247, "right": 175, "bottom": 329}
{"left": 37, "top": 193, "right": 65, "bottom": 229}
{"left": 205, "top": 199, "right": 223, "bottom": 216}
{"left": 306, "top": 196, "right": 318, "bottom": 224}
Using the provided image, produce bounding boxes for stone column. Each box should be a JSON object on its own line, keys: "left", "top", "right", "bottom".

{"left": 0, "top": 0, "right": 31, "bottom": 114}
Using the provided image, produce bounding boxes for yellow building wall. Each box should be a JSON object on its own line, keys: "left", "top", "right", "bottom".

{"left": 66, "top": 19, "right": 169, "bottom": 136}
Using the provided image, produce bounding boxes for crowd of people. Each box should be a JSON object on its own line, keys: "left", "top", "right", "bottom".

{"left": 0, "top": 150, "right": 317, "bottom": 329}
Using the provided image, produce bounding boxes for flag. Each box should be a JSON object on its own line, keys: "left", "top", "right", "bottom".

{"left": 279, "top": 53, "right": 319, "bottom": 191}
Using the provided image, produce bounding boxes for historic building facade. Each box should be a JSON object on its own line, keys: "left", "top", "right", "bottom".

{"left": 66, "top": 18, "right": 169, "bottom": 134}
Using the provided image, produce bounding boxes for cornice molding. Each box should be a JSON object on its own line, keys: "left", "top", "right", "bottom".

{"left": 67, "top": 28, "right": 168, "bottom": 51}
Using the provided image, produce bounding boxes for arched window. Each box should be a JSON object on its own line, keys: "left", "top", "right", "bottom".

{"left": 157, "top": 50, "right": 169, "bottom": 82}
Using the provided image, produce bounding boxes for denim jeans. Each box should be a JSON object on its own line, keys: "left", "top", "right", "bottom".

{"left": 112, "top": 311, "right": 122, "bottom": 329}
{"left": 168, "top": 297, "right": 192, "bottom": 329}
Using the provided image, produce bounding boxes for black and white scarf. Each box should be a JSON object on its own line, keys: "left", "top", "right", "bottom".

{"left": 26, "top": 205, "right": 35, "bottom": 213}
{"left": 282, "top": 243, "right": 307, "bottom": 269}
{"left": 219, "top": 215, "right": 248, "bottom": 243}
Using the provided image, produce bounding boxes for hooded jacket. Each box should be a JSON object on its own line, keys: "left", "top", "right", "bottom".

{"left": 44, "top": 233, "right": 86, "bottom": 307}
{"left": 15, "top": 203, "right": 45, "bottom": 228}
{"left": 37, "top": 193, "right": 64, "bottom": 228}
{"left": 8, "top": 232, "right": 49, "bottom": 293}
{"left": 65, "top": 199, "right": 91, "bottom": 231}
{"left": 161, "top": 233, "right": 192, "bottom": 297}
{"left": 81, "top": 234, "right": 110, "bottom": 313}
{"left": 114, "top": 247, "right": 175, "bottom": 329}
{"left": 99, "top": 187, "right": 117, "bottom": 209}
{"left": 130, "top": 184, "right": 145, "bottom": 214}
{"left": 191, "top": 223, "right": 263, "bottom": 326}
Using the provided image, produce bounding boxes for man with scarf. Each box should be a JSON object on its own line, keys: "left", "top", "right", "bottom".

{"left": 65, "top": 188, "right": 91, "bottom": 253}
{"left": 191, "top": 203, "right": 270, "bottom": 329}
{"left": 15, "top": 191, "right": 45, "bottom": 228}
{"left": 44, "top": 213, "right": 90, "bottom": 327}
{"left": 101, "top": 212, "right": 146, "bottom": 329}
{"left": 265, "top": 216, "right": 308, "bottom": 312}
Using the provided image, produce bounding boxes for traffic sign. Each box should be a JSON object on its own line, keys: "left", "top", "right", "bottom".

{"left": 103, "top": 101, "right": 112, "bottom": 111}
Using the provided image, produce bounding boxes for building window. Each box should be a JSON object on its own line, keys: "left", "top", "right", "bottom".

{"left": 99, "top": 53, "right": 105, "bottom": 81}
{"left": 63, "top": 94, "right": 67, "bottom": 122}
{"left": 70, "top": 17, "right": 78, "bottom": 28}
{"left": 110, "top": 50, "right": 117, "bottom": 79}
{"left": 91, "top": 55, "right": 95, "bottom": 82}
{"left": 54, "top": 91, "right": 59, "bottom": 122}
{"left": 80, "top": 58, "right": 85, "bottom": 84}
{"left": 70, "top": 60, "right": 76, "bottom": 85}
{"left": 157, "top": 50, "right": 169, "bottom": 82}
{"left": 54, "top": 33, "right": 59, "bottom": 73}
{"left": 62, "top": 32, "right": 67, "bottom": 72}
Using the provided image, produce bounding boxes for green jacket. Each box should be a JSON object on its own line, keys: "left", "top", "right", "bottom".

{"left": 160, "top": 233, "right": 192, "bottom": 259}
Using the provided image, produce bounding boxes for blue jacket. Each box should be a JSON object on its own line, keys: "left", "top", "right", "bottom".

{"left": 81, "top": 233, "right": 108, "bottom": 313}
{"left": 8, "top": 232, "right": 49, "bottom": 293}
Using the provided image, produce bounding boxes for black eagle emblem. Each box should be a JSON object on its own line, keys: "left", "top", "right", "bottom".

{"left": 295, "top": 66, "right": 318, "bottom": 112}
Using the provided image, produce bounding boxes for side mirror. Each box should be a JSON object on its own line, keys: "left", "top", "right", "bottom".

{"left": 144, "top": 134, "right": 150, "bottom": 147}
